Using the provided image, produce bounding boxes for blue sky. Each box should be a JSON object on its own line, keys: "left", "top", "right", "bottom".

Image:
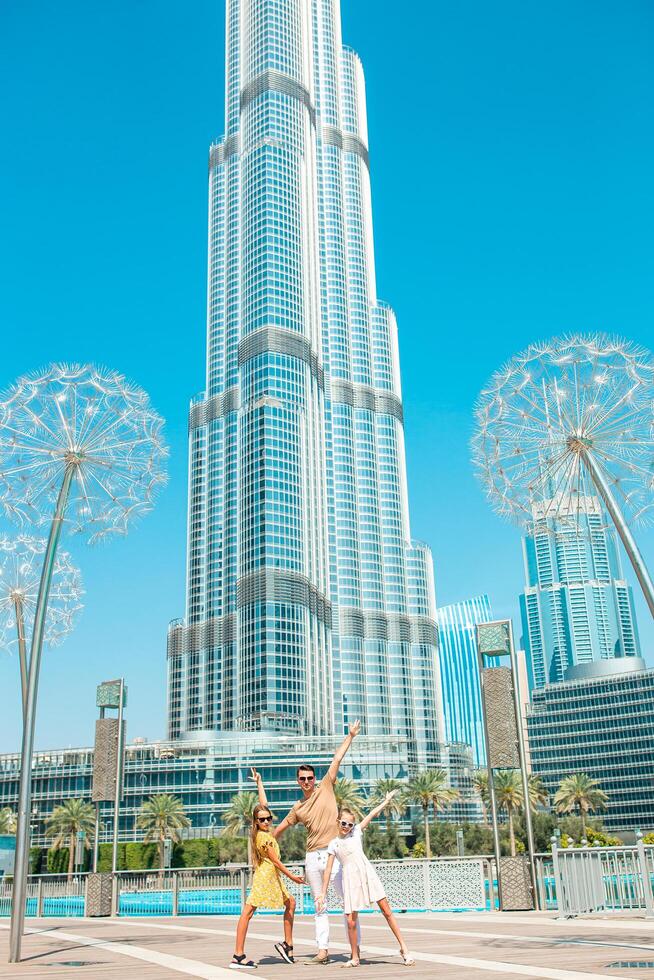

{"left": 1, "top": 0, "right": 653, "bottom": 751}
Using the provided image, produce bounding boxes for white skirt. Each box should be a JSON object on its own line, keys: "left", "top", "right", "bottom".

{"left": 340, "top": 854, "right": 386, "bottom": 913}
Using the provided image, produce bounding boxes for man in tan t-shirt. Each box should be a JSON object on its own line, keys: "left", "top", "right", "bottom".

{"left": 257, "top": 721, "right": 360, "bottom": 963}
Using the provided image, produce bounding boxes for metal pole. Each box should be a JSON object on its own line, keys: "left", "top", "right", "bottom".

{"left": 580, "top": 448, "right": 654, "bottom": 618}
{"left": 477, "top": 632, "right": 503, "bottom": 910}
{"left": 9, "top": 465, "right": 74, "bottom": 964}
{"left": 488, "top": 771, "right": 503, "bottom": 910}
{"left": 111, "top": 679, "right": 125, "bottom": 875}
{"left": 508, "top": 620, "right": 539, "bottom": 909}
{"left": 93, "top": 806, "right": 100, "bottom": 873}
{"left": 13, "top": 595, "right": 27, "bottom": 719}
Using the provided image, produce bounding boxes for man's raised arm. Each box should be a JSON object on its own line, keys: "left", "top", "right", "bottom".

{"left": 327, "top": 719, "right": 361, "bottom": 782}
{"left": 273, "top": 814, "right": 293, "bottom": 840}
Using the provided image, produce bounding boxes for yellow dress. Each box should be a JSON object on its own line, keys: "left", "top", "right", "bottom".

{"left": 247, "top": 831, "right": 291, "bottom": 909}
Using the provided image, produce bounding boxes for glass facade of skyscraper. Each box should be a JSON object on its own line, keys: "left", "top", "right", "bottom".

{"left": 519, "top": 494, "right": 641, "bottom": 690}
{"left": 436, "top": 595, "right": 492, "bottom": 766}
{"left": 527, "top": 660, "right": 654, "bottom": 831}
{"left": 167, "top": 0, "right": 443, "bottom": 763}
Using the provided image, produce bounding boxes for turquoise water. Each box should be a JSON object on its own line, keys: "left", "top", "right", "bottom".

{"left": 0, "top": 885, "right": 486, "bottom": 918}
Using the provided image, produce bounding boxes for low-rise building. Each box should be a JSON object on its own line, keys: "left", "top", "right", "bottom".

{"left": 526, "top": 659, "right": 654, "bottom": 832}
{"left": 0, "top": 733, "right": 480, "bottom": 846}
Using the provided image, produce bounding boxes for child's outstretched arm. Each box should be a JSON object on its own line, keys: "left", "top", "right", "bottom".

{"left": 316, "top": 853, "right": 336, "bottom": 911}
{"left": 260, "top": 843, "right": 305, "bottom": 885}
{"left": 359, "top": 790, "right": 399, "bottom": 832}
{"left": 249, "top": 767, "right": 269, "bottom": 808}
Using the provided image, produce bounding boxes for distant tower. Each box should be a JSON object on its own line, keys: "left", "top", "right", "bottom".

{"left": 436, "top": 595, "right": 492, "bottom": 766}
{"left": 520, "top": 494, "right": 641, "bottom": 690}
{"left": 166, "top": 0, "right": 443, "bottom": 761}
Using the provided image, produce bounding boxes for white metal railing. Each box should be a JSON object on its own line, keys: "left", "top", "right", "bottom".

{"left": 0, "top": 856, "right": 489, "bottom": 917}
{"left": 552, "top": 839, "right": 654, "bottom": 918}
{"left": 0, "top": 873, "right": 87, "bottom": 918}
{"left": 3, "top": 848, "right": 651, "bottom": 919}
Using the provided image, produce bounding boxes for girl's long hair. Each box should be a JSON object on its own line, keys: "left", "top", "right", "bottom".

{"left": 251, "top": 803, "right": 273, "bottom": 867}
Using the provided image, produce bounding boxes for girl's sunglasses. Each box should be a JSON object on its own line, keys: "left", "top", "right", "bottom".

{"left": 257, "top": 815, "right": 272, "bottom": 823}
{"left": 340, "top": 820, "right": 354, "bottom": 829}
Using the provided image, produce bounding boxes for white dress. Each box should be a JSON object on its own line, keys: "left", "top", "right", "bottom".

{"left": 327, "top": 825, "right": 386, "bottom": 913}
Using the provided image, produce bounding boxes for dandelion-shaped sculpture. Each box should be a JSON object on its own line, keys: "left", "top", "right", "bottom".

{"left": 471, "top": 333, "right": 654, "bottom": 617}
{"left": 0, "top": 363, "right": 167, "bottom": 962}
{"left": 0, "top": 535, "right": 83, "bottom": 713}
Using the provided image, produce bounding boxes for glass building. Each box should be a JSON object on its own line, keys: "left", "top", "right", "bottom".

{"left": 519, "top": 493, "right": 641, "bottom": 690}
{"left": 436, "top": 595, "right": 492, "bottom": 766}
{"left": 526, "top": 659, "right": 654, "bottom": 831}
{"left": 0, "top": 735, "right": 479, "bottom": 844}
{"left": 166, "top": 0, "right": 443, "bottom": 763}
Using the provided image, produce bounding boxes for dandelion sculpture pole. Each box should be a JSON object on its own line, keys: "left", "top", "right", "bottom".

{"left": 0, "top": 364, "right": 167, "bottom": 963}
{"left": 472, "top": 334, "right": 654, "bottom": 618}
{"left": 0, "top": 535, "right": 83, "bottom": 715}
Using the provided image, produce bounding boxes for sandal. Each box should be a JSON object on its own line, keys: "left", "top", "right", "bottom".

{"left": 274, "top": 941, "right": 295, "bottom": 964}
{"left": 307, "top": 953, "right": 331, "bottom": 965}
{"left": 400, "top": 949, "right": 415, "bottom": 967}
{"left": 230, "top": 954, "right": 257, "bottom": 970}
{"left": 341, "top": 960, "right": 360, "bottom": 969}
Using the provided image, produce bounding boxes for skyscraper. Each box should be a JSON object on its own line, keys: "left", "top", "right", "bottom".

{"left": 519, "top": 494, "right": 641, "bottom": 690}
{"left": 167, "top": 0, "right": 443, "bottom": 763}
{"left": 436, "top": 595, "right": 492, "bottom": 766}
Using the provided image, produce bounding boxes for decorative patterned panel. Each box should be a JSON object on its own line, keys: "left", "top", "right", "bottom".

{"left": 92, "top": 719, "right": 124, "bottom": 802}
{"left": 499, "top": 856, "right": 534, "bottom": 911}
{"left": 86, "top": 873, "right": 113, "bottom": 917}
{"left": 428, "top": 859, "right": 486, "bottom": 910}
{"left": 374, "top": 861, "right": 425, "bottom": 911}
{"left": 477, "top": 621, "right": 511, "bottom": 656}
{"left": 482, "top": 666, "right": 520, "bottom": 768}
{"left": 96, "top": 681, "right": 125, "bottom": 709}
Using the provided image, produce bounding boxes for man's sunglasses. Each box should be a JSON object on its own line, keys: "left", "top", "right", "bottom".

{"left": 340, "top": 820, "right": 354, "bottom": 829}
{"left": 257, "top": 815, "right": 272, "bottom": 823}
{"left": 298, "top": 775, "right": 315, "bottom": 783}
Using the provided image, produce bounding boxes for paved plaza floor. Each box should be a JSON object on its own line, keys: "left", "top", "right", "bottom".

{"left": 2, "top": 912, "right": 654, "bottom": 979}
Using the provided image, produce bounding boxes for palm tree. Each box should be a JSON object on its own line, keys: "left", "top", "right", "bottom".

{"left": 553, "top": 774, "right": 608, "bottom": 834}
{"left": 369, "top": 778, "right": 406, "bottom": 833}
{"left": 45, "top": 799, "right": 96, "bottom": 879}
{"left": 221, "top": 791, "right": 258, "bottom": 866}
{"left": 527, "top": 774, "right": 549, "bottom": 811}
{"left": 473, "top": 770, "right": 490, "bottom": 824}
{"left": 493, "top": 770, "right": 523, "bottom": 857}
{"left": 333, "top": 778, "right": 365, "bottom": 819}
{"left": 136, "top": 794, "right": 190, "bottom": 870}
{"left": 406, "top": 770, "right": 459, "bottom": 858}
{"left": 0, "top": 807, "right": 17, "bottom": 834}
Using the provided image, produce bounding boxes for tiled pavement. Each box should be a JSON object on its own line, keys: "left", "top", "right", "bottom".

{"left": 2, "top": 912, "right": 654, "bottom": 979}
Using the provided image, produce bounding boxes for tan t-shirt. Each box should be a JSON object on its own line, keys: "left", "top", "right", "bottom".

{"left": 285, "top": 774, "right": 338, "bottom": 852}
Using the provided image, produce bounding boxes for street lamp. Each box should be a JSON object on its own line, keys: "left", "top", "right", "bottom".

{"left": 0, "top": 364, "right": 167, "bottom": 963}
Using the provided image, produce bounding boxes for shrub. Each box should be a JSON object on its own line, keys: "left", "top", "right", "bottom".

{"left": 47, "top": 848, "right": 69, "bottom": 874}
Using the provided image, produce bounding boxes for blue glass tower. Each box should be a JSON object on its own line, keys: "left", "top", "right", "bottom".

{"left": 167, "top": 0, "right": 443, "bottom": 763}
{"left": 436, "top": 595, "right": 492, "bottom": 766}
{"left": 520, "top": 494, "right": 641, "bottom": 690}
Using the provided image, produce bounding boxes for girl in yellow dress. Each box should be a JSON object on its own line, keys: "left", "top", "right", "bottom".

{"left": 230, "top": 802, "right": 305, "bottom": 970}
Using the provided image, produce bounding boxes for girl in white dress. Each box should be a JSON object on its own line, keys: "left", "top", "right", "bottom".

{"left": 317, "top": 792, "right": 415, "bottom": 968}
